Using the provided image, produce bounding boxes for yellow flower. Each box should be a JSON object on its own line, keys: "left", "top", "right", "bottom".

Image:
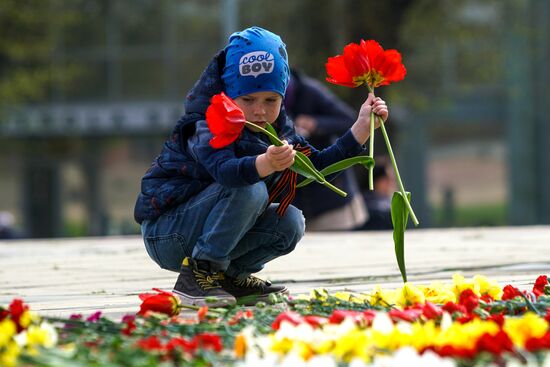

{"left": 18, "top": 311, "right": 33, "bottom": 329}
{"left": 367, "top": 286, "right": 397, "bottom": 307}
{"left": 504, "top": 313, "right": 548, "bottom": 348}
{"left": 409, "top": 320, "right": 439, "bottom": 351}
{"left": 333, "top": 291, "right": 370, "bottom": 304}
{"left": 0, "top": 341, "right": 20, "bottom": 367}
{"left": 270, "top": 335, "right": 294, "bottom": 355}
{"left": 437, "top": 318, "right": 499, "bottom": 350}
{"left": 0, "top": 319, "right": 17, "bottom": 347}
{"left": 473, "top": 275, "right": 503, "bottom": 300}
{"left": 29, "top": 322, "right": 57, "bottom": 348}
{"left": 334, "top": 291, "right": 354, "bottom": 302}
{"left": 451, "top": 274, "right": 480, "bottom": 297}
{"left": 312, "top": 339, "right": 335, "bottom": 354}
{"left": 310, "top": 288, "right": 329, "bottom": 301}
{"left": 332, "top": 328, "right": 369, "bottom": 362}
{"left": 396, "top": 283, "right": 425, "bottom": 307}
{"left": 294, "top": 341, "right": 314, "bottom": 360}
{"left": 421, "top": 283, "right": 457, "bottom": 304}
{"left": 14, "top": 322, "right": 58, "bottom": 356}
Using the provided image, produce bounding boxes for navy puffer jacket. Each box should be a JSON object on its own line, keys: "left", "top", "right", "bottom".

{"left": 134, "top": 51, "right": 365, "bottom": 224}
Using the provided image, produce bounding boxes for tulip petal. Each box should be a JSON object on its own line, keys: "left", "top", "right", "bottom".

{"left": 326, "top": 39, "right": 406, "bottom": 89}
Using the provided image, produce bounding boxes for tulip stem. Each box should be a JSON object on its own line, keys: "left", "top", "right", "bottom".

{"left": 176, "top": 304, "right": 225, "bottom": 315}
{"left": 376, "top": 115, "right": 419, "bottom": 226}
{"left": 244, "top": 121, "right": 347, "bottom": 197}
{"left": 369, "top": 111, "right": 375, "bottom": 190}
{"left": 367, "top": 86, "right": 375, "bottom": 191}
{"left": 366, "top": 85, "right": 418, "bottom": 225}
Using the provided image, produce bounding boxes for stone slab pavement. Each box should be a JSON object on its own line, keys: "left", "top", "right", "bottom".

{"left": 1, "top": 226, "right": 549, "bottom": 318}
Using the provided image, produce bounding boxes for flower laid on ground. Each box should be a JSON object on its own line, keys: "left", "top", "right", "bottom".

{"left": 0, "top": 299, "right": 57, "bottom": 367}
{"left": 137, "top": 288, "right": 181, "bottom": 316}
{"left": 2, "top": 273, "right": 550, "bottom": 366}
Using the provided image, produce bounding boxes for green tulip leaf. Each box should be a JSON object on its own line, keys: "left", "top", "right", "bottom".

{"left": 297, "top": 156, "right": 374, "bottom": 188}
{"left": 264, "top": 123, "right": 281, "bottom": 146}
{"left": 391, "top": 191, "right": 411, "bottom": 283}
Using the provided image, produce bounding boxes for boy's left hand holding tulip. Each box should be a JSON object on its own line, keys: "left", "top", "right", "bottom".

{"left": 351, "top": 93, "right": 389, "bottom": 145}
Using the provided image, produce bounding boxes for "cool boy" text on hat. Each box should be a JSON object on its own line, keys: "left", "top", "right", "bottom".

{"left": 239, "top": 51, "right": 274, "bottom": 78}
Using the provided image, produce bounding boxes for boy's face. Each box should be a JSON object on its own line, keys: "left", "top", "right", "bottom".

{"left": 234, "top": 91, "right": 282, "bottom": 128}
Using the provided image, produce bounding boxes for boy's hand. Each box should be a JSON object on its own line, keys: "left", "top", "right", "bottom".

{"left": 256, "top": 140, "right": 296, "bottom": 177}
{"left": 351, "top": 93, "right": 389, "bottom": 145}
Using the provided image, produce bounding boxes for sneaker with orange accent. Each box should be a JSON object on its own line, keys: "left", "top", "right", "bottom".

{"left": 173, "top": 257, "right": 236, "bottom": 308}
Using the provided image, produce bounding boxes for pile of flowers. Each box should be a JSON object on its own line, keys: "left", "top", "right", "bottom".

{"left": 2, "top": 274, "right": 550, "bottom": 366}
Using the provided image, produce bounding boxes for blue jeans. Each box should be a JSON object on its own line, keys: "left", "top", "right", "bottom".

{"left": 141, "top": 182, "right": 305, "bottom": 279}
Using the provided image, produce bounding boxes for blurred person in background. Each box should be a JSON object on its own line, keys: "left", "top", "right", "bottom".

{"left": 285, "top": 69, "right": 369, "bottom": 231}
{"left": 0, "top": 211, "right": 19, "bottom": 239}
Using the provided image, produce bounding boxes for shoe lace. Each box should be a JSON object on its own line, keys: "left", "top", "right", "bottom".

{"left": 235, "top": 275, "right": 267, "bottom": 289}
{"left": 193, "top": 268, "right": 221, "bottom": 291}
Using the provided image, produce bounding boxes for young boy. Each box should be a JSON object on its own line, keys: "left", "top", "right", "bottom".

{"left": 134, "top": 27, "right": 388, "bottom": 307}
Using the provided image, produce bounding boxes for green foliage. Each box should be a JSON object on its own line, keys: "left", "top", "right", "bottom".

{"left": 0, "top": 0, "right": 84, "bottom": 109}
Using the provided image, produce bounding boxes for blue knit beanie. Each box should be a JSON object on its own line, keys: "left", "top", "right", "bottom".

{"left": 222, "top": 26, "right": 289, "bottom": 99}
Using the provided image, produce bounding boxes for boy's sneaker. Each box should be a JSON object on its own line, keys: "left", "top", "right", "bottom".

{"left": 173, "top": 257, "right": 236, "bottom": 308}
{"left": 218, "top": 273, "right": 289, "bottom": 306}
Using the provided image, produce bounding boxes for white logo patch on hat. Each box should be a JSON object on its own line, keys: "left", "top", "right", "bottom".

{"left": 239, "top": 51, "right": 274, "bottom": 78}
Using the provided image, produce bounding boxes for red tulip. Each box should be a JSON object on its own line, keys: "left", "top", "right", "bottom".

{"left": 195, "top": 332, "right": 223, "bottom": 353}
{"left": 303, "top": 315, "right": 328, "bottom": 328}
{"left": 326, "top": 40, "right": 406, "bottom": 89}
{"left": 458, "top": 289, "right": 479, "bottom": 313}
{"left": 165, "top": 336, "right": 198, "bottom": 354}
{"left": 475, "top": 330, "right": 514, "bottom": 356}
{"left": 501, "top": 284, "right": 523, "bottom": 300}
{"left": 525, "top": 331, "right": 550, "bottom": 352}
{"left": 272, "top": 311, "right": 304, "bottom": 330}
{"left": 0, "top": 308, "right": 8, "bottom": 322}
{"left": 328, "top": 309, "right": 363, "bottom": 324}
{"left": 442, "top": 301, "right": 467, "bottom": 316}
{"left": 9, "top": 298, "right": 29, "bottom": 332}
{"left": 206, "top": 92, "right": 247, "bottom": 148}
{"left": 136, "top": 335, "right": 165, "bottom": 351}
{"left": 138, "top": 288, "right": 180, "bottom": 317}
{"left": 422, "top": 301, "right": 443, "bottom": 320}
{"left": 533, "top": 275, "right": 548, "bottom": 298}
{"left": 388, "top": 308, "right": 422, "bottom": 323}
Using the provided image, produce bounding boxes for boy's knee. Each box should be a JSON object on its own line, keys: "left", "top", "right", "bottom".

{"left": 230, "top": 182, "right": 268, "bottom": 212}
{"left": 277, "top": 205, "right": 305, "bottom": 253}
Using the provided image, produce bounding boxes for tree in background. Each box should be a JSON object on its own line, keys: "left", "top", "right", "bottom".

{"left": 0, "top": 0, "right": 85, "bottom": 113}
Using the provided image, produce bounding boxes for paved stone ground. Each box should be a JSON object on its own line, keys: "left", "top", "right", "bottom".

{"left": 1, "top": 226, "right": 549, "bottom": 319}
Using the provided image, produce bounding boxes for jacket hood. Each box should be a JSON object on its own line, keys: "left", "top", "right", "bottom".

{"left": 184, "top": 50, "right": 226, "bottom": 115}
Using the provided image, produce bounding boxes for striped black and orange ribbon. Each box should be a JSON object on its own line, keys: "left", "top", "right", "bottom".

{"left": 267, "top": 144, "right": 312, "bottom": 216}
